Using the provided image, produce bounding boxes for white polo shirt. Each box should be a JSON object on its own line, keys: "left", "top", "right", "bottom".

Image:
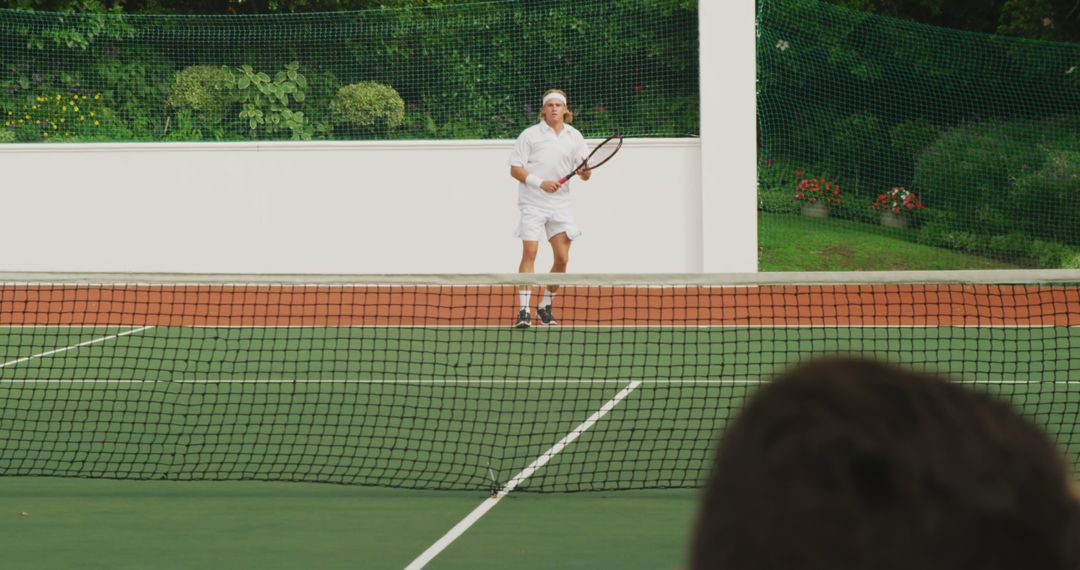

{"left": 509, "top": 121, "right": 589, "bottom": 210}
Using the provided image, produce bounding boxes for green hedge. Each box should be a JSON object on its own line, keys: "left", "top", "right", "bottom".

{"left": 915, "top": 115, "right": 1080, "bottom": 245}
{"left": 0, "top": 0, "right": 699, "bottom": 142}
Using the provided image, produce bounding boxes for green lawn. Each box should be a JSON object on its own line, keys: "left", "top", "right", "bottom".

{"left": 758, "top": 212, "right": 1018, "bottom": 271}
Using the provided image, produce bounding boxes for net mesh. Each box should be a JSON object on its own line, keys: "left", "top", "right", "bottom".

{"left": 0, "top": 271, "right": 1077, "bottom": 492}
{"left": 757, "top": 0, "right": 1080, "bottom": 270}
{"left": 0, "top": 0, "right": 699, "bottom": 143}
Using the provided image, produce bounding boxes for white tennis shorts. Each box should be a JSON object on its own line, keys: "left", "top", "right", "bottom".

{"left": 513, "top": 206, "right": 581, "bottom": 242}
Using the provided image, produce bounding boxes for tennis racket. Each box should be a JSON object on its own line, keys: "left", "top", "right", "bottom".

{"left": 558, "top": 134, "right": 623, "bottom": 184}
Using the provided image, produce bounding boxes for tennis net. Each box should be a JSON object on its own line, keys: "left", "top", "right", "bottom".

{"left": 1, "top": 270, "right": 1077, "bottom": 492}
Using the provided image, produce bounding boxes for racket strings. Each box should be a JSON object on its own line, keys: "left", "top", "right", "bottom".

{"left": 586, "top": 138, "right": 622, "bottom": 168}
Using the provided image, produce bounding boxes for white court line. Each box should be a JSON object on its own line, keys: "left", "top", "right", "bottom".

{"left": 0, "top": 326, "right": 155, "bottom": 370}
{"left": 403, "top": 380, "right": 643, "bottom": 570}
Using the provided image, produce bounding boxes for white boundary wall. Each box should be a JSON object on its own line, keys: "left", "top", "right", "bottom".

{"left": 0, "top": 139, "right": 701, "bottom": 274}
{"left": 0, "top": 4, "right": 755, "bottom": 275}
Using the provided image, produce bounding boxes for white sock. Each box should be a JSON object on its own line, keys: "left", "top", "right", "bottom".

{"left": 541, "top": 290, "right": 555, "bottom": 308}
{"left": 519, "top": 289, "right": 531, "bottom": 311}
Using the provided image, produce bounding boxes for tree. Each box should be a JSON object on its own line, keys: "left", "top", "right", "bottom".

{"left": 822, "top": 0, "right": 1078, "bottom": 41}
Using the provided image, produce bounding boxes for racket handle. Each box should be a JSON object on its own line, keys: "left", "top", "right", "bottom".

{"left": 558, "top": 174, "right": 572, "bottom": 184}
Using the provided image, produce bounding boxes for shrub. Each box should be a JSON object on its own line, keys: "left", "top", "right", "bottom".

{"left": 758, "top": 157, "right": 807, "bottom": 194}
{"left": 827, "top": 112, "right": 885, "bottom": 185}
{"left": 1028, "top": 240, "right": 1075, "bottom": 268}
{"left": 223, "top": 61, "right": 315, "bottom": 140}
{"left": 4, "top": 91, "right": 110, "bottom": 141}
{"left": 759, "top": 187, "right": 801, "bottom": 214}
{"left": 916, "top": 119, "right": 1043, "bottom": 236}
{"left": 1007, "top": 150, "right": 1080, "bottom": 245}
{"left": 166, "top": 65, "right": 233, "bottom": 120}
{"left": 330, "top": 82, "right": 405, "bottom": 133}
{"left": 889, "top": 119, "right": 941, "bottom": 159}
{"left": 0, "top": 127, "right": 14, "bottom": 143}
{"left": 94, "top": 49, "right": 175, "bottom": 140}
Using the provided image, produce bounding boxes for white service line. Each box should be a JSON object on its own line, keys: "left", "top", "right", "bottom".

{"left": 403, "top": 379, "right": 644, "bottom": 570}
{"left": 0, "top": 326, "right": 155, "bottom": 370}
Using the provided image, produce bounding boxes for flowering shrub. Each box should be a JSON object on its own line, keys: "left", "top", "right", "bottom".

{"left": 330, "top": 81, "right": 405, "bottom": 131}
{"left": 166, "top": 65, "right": 233, "bottom": 121}
{"left": 5, "top": 92, "right": 106, "bottom": 140}
{"left": 872, "top": 185, "right": 925, "bottom": 215}
{"left": 793, "top": 171, "right": 842, "bottom": 205}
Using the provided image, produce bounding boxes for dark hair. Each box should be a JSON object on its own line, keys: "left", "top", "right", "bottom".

{"left": 691, "top": 357, "right": 1080, "bottom": 570}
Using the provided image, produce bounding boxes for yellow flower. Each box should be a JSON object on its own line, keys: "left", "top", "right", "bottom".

{"left": 81, "top": 95, "right": 88, "bottom": 100}
{"left": 55, "top": 94, "right": 61, "bottom": 100}
{"left": 94, "top": 120, "right": 100, "bottom": 126}
{"left": 59, "top": 118, "right": 65, "bottom": 123}
{"left": 31, "top": 105, "right": 38, "bottom": 110}
{"left": 24, "top": 114, "right": 29, "bottom": 120}
{"left": 93, "top": 94, "right": 100, "bottom": 100}
{"left": 42, "top": 132, "right": 48, "bottom": 137}
{"left": 90, "top": 111, "right": 96, "bottom": 117}
{"left": 80, "top": 116, "right": 85, "bottom": 121}
{"left": 52, "top": 124, "right": 57, "bottom": 129}
{"left": 18, "top": 119, "right": 23, "bottom": 125}
{"left": 73, "top": 106, "right": 79, "bottom": 113}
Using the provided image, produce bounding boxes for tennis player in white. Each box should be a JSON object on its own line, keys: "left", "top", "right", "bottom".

{"left": 508, "top": 88, "right": 592, "bottom": 329}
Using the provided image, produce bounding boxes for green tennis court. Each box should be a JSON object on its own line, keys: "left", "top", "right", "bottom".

{"left": 5, "top": 325, "right": 1078, "bottom": 482}
{"left": 1, "top": 277, "right": 1077, "bottom": 568}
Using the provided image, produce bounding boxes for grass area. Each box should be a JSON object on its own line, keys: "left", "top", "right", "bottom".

{"left": 758, "top": 212, "right": 1019, "bottom": 271}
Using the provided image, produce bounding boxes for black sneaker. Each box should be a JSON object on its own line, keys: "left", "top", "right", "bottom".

{"left": 537, "top": 304, "right": 558, "bottom": 325}
{"left": 514, "top": 308, "right": 531, "bottom": 329}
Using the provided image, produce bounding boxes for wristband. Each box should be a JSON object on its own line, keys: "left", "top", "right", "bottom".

{"left": 525, "top": 174, "right": 543, "bottom": 190}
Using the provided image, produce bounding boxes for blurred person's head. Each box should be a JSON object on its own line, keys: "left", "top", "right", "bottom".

{"left": 691, "top": 357, "right": 1080, "bottom": 570}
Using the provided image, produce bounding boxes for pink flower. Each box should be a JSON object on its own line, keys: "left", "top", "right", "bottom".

{"left": 632, "top": 85, "right": 643, "bottom": 92}
{"left": 595, "top": 106, "right": 605, "bottom": 113}
{"left": 1043, "top": 17, "right": 1053, "bottom": 27}
{"left": 795, "top": 171, "right": 803, "bottom": 178}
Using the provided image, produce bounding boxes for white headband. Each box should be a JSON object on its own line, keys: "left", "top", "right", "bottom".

{"left": 542, "top": 92, "right": 567, "bottom": 105}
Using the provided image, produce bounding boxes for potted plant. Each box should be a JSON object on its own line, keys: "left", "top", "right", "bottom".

{"left": 794, "top": 172, "right": 842, "bottom": 218}
{"left": 872, "top": 185, "right": 925, "bottom": 229}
